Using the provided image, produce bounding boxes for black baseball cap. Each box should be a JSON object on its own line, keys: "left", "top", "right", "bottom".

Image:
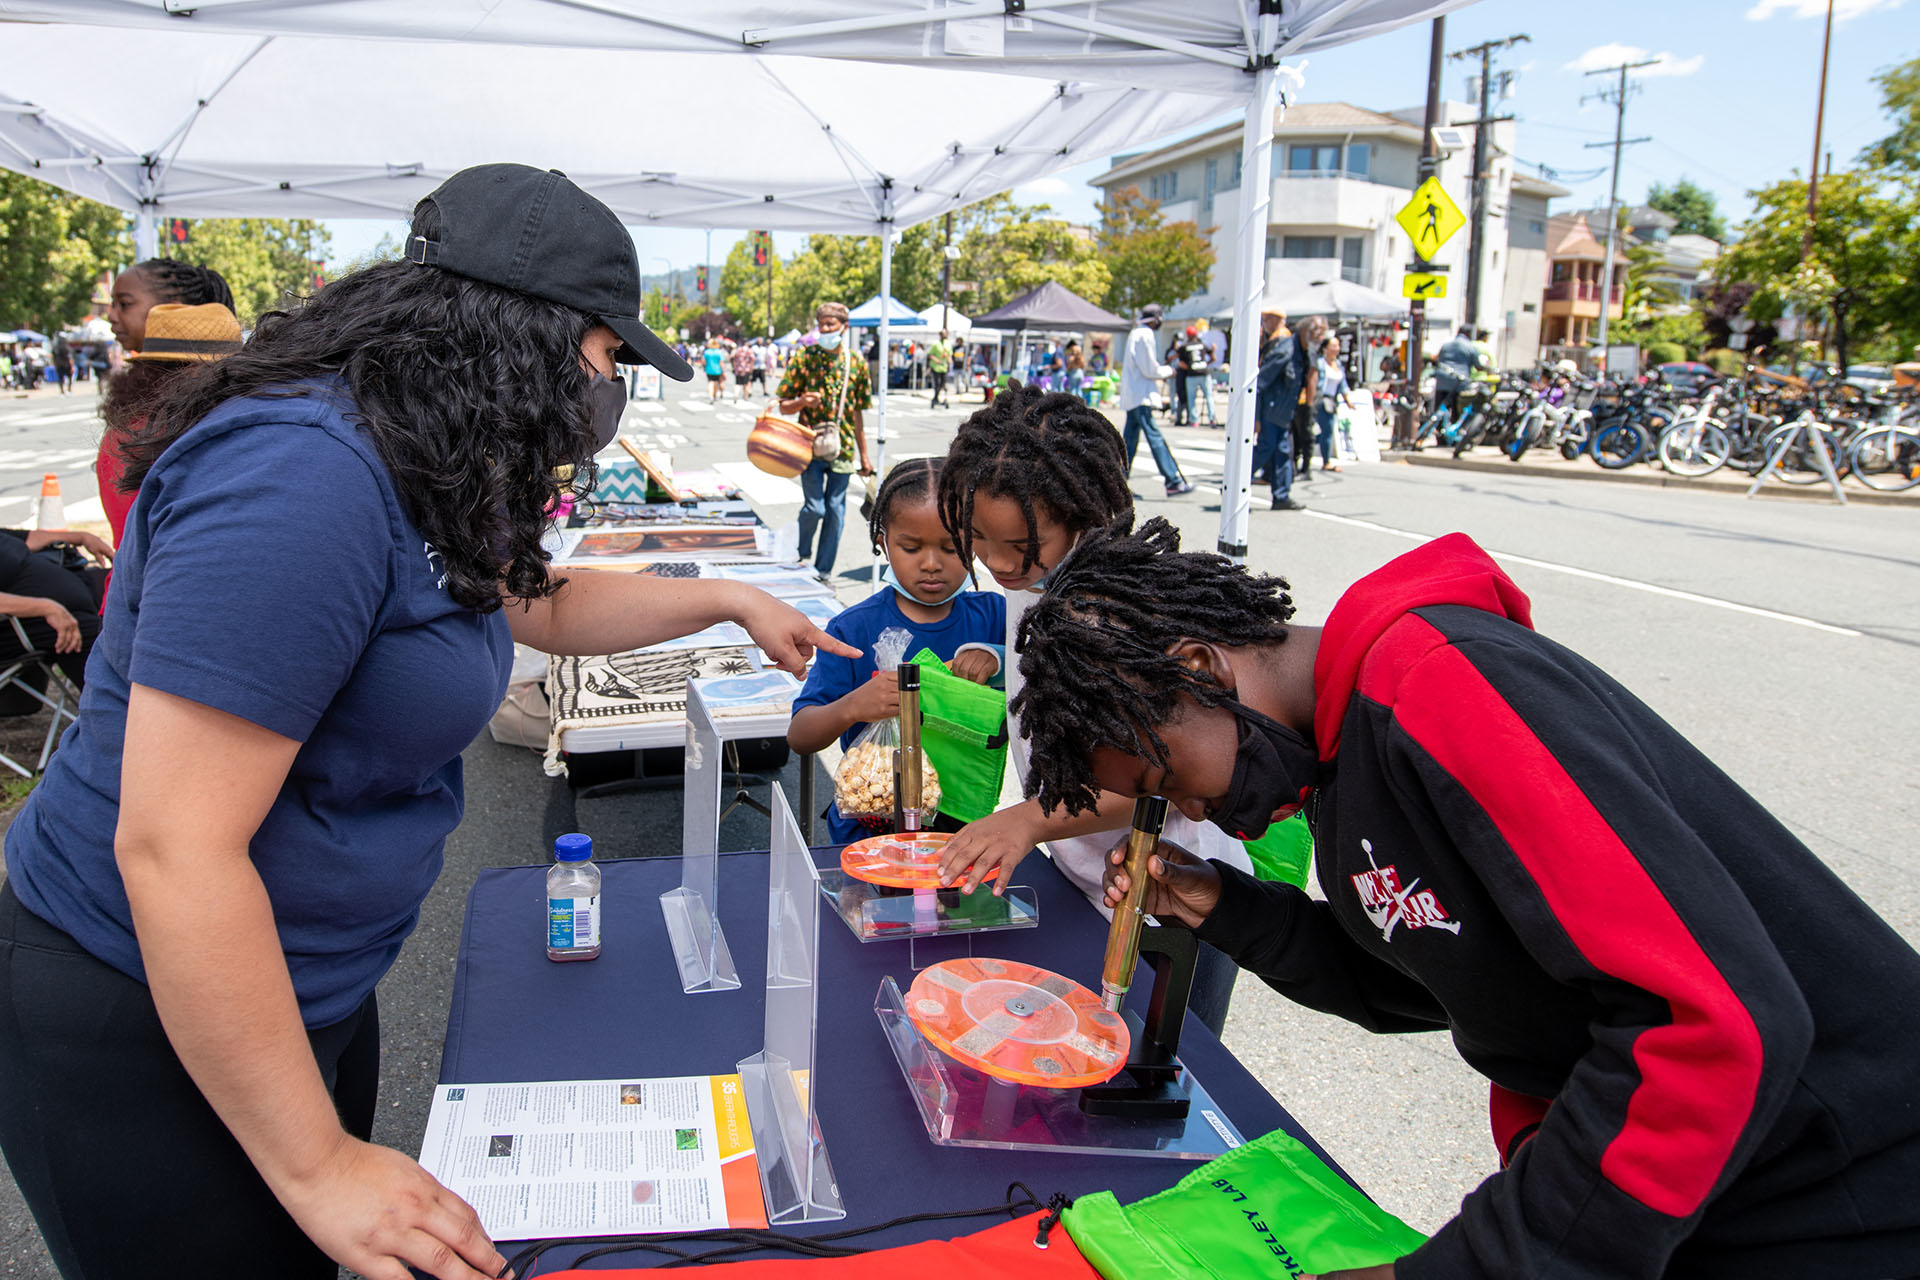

{"left": 407, "top": 164, "right": 693, "bottom": 381}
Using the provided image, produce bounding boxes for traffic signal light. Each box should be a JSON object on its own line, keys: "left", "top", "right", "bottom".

{"left": 751, "top": 230, "right": 770, "bottom": 268}
{"left": 696, "top": 266, "right": 708, "bottom": 294}
{"left": 166, "top": 218, "right": 190, "bottom": 246}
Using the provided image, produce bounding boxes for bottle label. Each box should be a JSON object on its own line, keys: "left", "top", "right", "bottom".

{"left": 548, "top": 894, "right": 600, "bottom": 950}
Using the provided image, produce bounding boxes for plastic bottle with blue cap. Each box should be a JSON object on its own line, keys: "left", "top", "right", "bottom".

{"left": 546, "top": 833, "right": 602, "bottom": 962}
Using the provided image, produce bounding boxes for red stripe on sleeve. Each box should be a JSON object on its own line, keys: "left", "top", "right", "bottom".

{"left": 1389, "top": 623, "right": 1765, "bottom": 1219}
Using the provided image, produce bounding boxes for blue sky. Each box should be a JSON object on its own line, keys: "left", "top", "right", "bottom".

{"left": 322, "top": 0, "right": 1913, "bottom": 272}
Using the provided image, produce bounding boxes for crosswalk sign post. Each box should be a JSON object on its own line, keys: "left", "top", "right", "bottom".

{"left": 1393, "top": 178, "right": 1466, "bottom": 265}
{"left": 1403, "top": 273, "right": 1448, "bottom": 300}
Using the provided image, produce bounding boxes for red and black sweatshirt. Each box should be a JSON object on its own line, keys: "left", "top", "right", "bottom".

{"left": 1194, "top": 534, "right": 1920, "bottom": 1280}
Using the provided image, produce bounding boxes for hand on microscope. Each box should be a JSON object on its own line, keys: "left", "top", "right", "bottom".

{"left": 1100, "top": 837, "right": 1221, "bottom": 930}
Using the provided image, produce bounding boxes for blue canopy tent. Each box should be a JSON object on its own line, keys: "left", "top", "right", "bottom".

{"left": 10, "top": 329, "right": 48, "bottom": 343}
{"left": 845, "top": 295, "right": 923, "bottom": 328}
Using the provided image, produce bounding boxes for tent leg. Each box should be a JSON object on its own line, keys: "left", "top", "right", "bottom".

{"left": 876, "top": 227, "right": 891, "bottom": 477}
{"left": 133, "top": 212, "right": 158, "bottom": 262}
{"left": 1219, "top": 39, "right": 1281, "bottom": 564}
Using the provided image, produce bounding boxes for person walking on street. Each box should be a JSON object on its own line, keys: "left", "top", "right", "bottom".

{"left": 50, "top": 337, "right": 74, "bottom": 396}
{"left": 778, "top": 302, "right": 874, "bottom": 582}
{"left": 749, "top": 338, "right": 772, "bottom": 397}
{"left": 1174, "top": 326, "right": 1211, "bottom": 427}
{"left": 1169, "top": 326, "right": 1196, "bottom": 426}
{"left": 1313, "top": 335, "right": 1351, "bottom": 473}
{"left": 1119, "top": 304, "right": 1194, "bottom": 498}
{"left": 1064, "top": 339, "right": 1086, "bottom": 401}
{"left": 1291, "top": 316, "right": 1324, "bottom": 482}
{"left": 1253, "top": 303, "right": 1307, "bottom": 511}
{"left": 926, "top": 330, "right": 952, "bottom": 408}
{"left": 729, "top": 338, "right": 754, "bottom": 403}
{"left": 1430, "top": 325, "right": 1491, "bottom": 442}
{"left": 702, "top": 337, "right": 726, "bottom": 402}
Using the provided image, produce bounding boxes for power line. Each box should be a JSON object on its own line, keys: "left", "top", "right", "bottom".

{"left": 1581, "top": 57, "right": 1658, "bottom": 349}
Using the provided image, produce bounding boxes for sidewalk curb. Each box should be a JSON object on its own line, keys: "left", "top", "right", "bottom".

{"left": 1392, "top": 451, "right": 1918, "bottom": 509}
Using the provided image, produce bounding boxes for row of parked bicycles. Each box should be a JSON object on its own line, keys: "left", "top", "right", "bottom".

{"left": 1407, "top": 367, "right": 1920, "bottom": 492}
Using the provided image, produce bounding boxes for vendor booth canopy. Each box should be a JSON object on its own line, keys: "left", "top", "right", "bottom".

{"left": 975, "top": 282, "right": 1131, "bottom": 333}
{"left": 846, "top": 296, "right": 925, "bottom": 327}
{"left": 1267, "top": 263, "right": 1407, "bottom": 322}
{"left": 917, "top": 305, "right": 971, "bottom": 336}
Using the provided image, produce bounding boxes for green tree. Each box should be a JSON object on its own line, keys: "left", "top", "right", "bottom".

{"left": 1861, "top": 54, "right": 1920, "bottom": 176}
{"left": 1714, "top": 171, "right": 1920, "bottom": 369}
{"left": 718, "top": 236, "right": 785, "bottom": 339}
{"left": 168, "top": 218, "right": 332, "bottom": 326}
{"left": 1644, "top": 177, "right": 1728, "bottom": 242}
{"left": 0, "top": 172, "right": 128, "bottom": 333}
{"left": 1095, "top": 186, "right": 1215, "bottom": 317}
{"left": 948, "top": 194, "right": 1107, "bottom": 315}
{"left": 331, "top": 230, "right": 404, "bottom": 279}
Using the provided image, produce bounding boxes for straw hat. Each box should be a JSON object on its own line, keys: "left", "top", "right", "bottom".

{"left": 128, "top": 303, "right": 243, "bottom": 362}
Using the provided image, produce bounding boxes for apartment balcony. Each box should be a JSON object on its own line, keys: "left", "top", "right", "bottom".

{"left": 1542, "top": 279, "right": 1622, "bottom": 319}
{"left": 1267, "top": 171, "right": 1397, "bottom": 230}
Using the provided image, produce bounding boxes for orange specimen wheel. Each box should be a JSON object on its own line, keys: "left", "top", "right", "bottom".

{"left": 840, "top": 832, "right": 993, "bottom": 890}
{"left": 905, "top": 958, "right": 1130, "bottom": 1089}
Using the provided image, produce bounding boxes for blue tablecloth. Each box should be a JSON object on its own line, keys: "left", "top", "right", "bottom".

{"left": 441, "top": 848, "right": 1347, "bottom": 1269}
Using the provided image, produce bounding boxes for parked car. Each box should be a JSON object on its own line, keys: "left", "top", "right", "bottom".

{"left": 1654, "top": 361, "right": 1719, "bottom": 395}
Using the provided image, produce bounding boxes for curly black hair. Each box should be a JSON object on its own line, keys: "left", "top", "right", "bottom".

{"left": 130, "top": 258, "right": 236, "bottom": 312}
{"left": 120, "top": 200, "right": 600, "bottom": 613}
{"left": 1010, "top": 517, "right": 1295, "bottom": 817}
{"left": 936, "top": 380, "right": 1132, "bottom": 575}
{"left": 867, "top": 456, "right": 942, "bottom": 552}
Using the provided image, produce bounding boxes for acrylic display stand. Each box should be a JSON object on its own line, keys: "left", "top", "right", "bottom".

{"left": 872, "top": 925, "right": 1242, "bottom": 1161}
{"left": 736, "top": 786, "right": 846, "bottom": 1224}
{"left": 659, "top": 681, "right": 741, "bottom": 994}
{"left": 818, "top": 832, "right": 1040, "bottom": 944}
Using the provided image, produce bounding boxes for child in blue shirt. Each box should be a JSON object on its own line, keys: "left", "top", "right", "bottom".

{"left": 789, "top": 457, "right": 1005, "bottom": 843}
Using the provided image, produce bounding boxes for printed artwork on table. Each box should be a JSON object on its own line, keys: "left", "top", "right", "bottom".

{"left": 571, "top": 528, "right": 759, "bottom": 558}
{"left": 549, "top": 647, "right": 757, "bottom": 724}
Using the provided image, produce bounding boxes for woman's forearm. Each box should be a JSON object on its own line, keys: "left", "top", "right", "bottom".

{"left": 511, "top": 570, "right": 757, "bottom": 655}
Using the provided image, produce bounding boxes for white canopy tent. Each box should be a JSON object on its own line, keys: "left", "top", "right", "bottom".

{"left": 0, "top": 0, "right": 1476, "bottom": 559}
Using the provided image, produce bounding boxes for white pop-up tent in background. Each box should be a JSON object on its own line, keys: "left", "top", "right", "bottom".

{"left": 0, "top": 0, "right": 1475, "bottom": 561}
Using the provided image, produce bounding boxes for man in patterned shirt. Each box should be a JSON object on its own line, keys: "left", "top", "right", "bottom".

{"left": 777, "top": 301, "right": 873, "bottom": 581}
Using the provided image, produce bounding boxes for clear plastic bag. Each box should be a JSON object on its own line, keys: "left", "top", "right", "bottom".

{"left": 834, "top": 626, "right": 941, "bottom": 829}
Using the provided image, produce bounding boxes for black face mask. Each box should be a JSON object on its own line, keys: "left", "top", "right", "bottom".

{"left": 1210, "top": 700, "right": 1319, "bottom": 841}
{"left": 587, "top": 370, "right": 627, "bottom": 452}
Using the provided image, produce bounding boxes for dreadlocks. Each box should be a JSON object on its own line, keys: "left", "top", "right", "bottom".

{"left": 937, "top": 379, "right": 1132, "bottom": 574}
{"left": 867, "top": 456, "right": 941, "bottom": 552}
{"left": 131, "top": 259, "right": 236, "bottom": 311}
{"left": 1011, "top": 517, "right": 1294, "bottom": 818}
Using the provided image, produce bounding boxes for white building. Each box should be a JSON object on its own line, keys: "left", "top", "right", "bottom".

{"left": 1090, "top": 101, "right": 1565, "bottom": 369}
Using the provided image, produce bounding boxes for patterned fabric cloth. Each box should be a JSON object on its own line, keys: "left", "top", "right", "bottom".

{"left": 777, "top": 343, "right": 872, "bottom": 474}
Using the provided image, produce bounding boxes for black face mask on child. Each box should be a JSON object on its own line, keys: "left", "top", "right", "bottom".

{"left": 1209, "top": 700, "right": 1320, "bottom": 841}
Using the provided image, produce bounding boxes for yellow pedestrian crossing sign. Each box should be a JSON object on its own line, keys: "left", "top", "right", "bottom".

{"left": 1394, "top": 177, "right": 1466, "bottom": 263}
{"left": 1403, "top": 272, "right": 1448, "bottom": 299}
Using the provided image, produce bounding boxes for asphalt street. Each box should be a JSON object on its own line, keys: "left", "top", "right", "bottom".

{"left": 0, "top": 381, "right": 1916, "bottom": 1274}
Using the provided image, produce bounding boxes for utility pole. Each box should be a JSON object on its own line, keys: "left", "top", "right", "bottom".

{"left": 1583, "top": 58, "right": 1655, "bottom": 352}
{"left": 940, "top": 211, "right": 954, "bottom": 331}
{"left": 1448, "top": 33, "right": 1528, "bottom": 336}
{"left": 703, "top": 228, "right": 712, "bottom": 307}
{"left": 1805, "top": 0, "right": 1836, "bottom": 255}
{"left": 1406, "top": 17, "right": 1446, "bottom": 409}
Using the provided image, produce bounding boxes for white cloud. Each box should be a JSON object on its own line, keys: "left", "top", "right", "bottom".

{"left": 1562, "top": 43, "right": 1704, "bottom": 78}
{"left": 1017, "top": 176, "right": 1071, "bottom": 198}
{"left": 1745, "top": 0, "right": 1902, "bottom": 19}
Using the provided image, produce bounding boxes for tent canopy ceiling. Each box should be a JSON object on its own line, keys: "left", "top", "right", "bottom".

{"left": 0, "top": 2, "right": 1477, "bottom": 99}
{"left": 976, "top": 280, "right": 1132, "bottom": 332}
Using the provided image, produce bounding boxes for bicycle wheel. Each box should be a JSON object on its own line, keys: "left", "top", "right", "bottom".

{"left": 1761, "top": 424, "right": 1836, "bottom": 485}
{"left": 1659, "top": 420, "right": 1730, "bottom": 477}
{"left": 1849, "top": 426, "right": 1920, "bottom": 491}
{"left": 1593, "top": 422, "right": 1648, "bottom": 469}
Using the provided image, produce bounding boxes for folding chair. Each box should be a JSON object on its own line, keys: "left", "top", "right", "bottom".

{"left": 0, "top": 615, "right": 81, "bottom": 777}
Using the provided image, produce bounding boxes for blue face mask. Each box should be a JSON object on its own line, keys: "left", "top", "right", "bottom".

{"left": 881, "top": 560, "right": 967, "bottom": 607}
{"left": 818, "top": 330, "right": 844, "bottom": 351}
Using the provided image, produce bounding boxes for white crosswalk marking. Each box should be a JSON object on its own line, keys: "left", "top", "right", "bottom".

{"left": 677, "top": 400, "right": 713, "bottom": 414}
{"left": 14, "top": 410, "right": 100, "bottom": 427}
{"left": 712, "top": 412, "right": 755, "bottom": 425}
{"left": 624, "top": 401, "right": 668, "bottom": 415}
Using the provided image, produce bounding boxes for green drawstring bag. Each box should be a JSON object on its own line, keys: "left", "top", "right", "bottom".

{"left": 1244, "top": 811, "right": 1313, "bottom": 889}
{"left": 908, "top": 648, "right": 1008, "bottom": 825}
{"left": 1061, "top": 1128, "right": 1426, "bottom": 1280}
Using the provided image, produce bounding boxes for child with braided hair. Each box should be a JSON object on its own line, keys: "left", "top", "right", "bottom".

{"left": 788, "top": 457, "right": 1006, "bottom": 843}
{"left": 101, "top": 259, "right": 237, "bottom": 547}
{"left": 1013, "top": 516, "right": 1920, "bottom": 1280}
{"left": 932, "top": 381, "right": 1253, "bottom": 1031}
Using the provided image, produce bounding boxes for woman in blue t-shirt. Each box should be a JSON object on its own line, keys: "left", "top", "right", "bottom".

{"left": 0, "top": 166, "right": 855, "bottom": 1280}
{"left": 788, "top": 458, "right": 1005, "bottom": 843}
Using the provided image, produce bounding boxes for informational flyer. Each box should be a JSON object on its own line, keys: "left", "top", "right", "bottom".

{"left": 419, "top": 1075, "right": 768, "bottom": 1240}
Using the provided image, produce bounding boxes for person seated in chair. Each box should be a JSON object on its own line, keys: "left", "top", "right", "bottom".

{"left": 0, "top": 528, "right": 113, "bottom": 712}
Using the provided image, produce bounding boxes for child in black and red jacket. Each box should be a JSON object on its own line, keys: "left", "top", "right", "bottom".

{"left": 1009, "top": 517, "right": 1920, "bottom": 1280}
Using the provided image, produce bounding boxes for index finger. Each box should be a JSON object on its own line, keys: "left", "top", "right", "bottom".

{"left": 810, "top": 626, "right": 860, "bottom": 660}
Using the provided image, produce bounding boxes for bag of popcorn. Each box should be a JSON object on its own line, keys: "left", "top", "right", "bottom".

{"left": 833, "top": 627, "right": 941, "bottom": 829}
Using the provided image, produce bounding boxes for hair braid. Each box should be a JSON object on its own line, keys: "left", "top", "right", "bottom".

{"left": 936, "top": 380, "right": 1132, "bottom": 572}
{"left": 867, "top": 456, "right": 942, "bottom": 551}
{"left": 1010, "top": 517, "right": 1295, "bottom": 817}
{"left": 134, "top": 258, "right": 236, "bottom": 310}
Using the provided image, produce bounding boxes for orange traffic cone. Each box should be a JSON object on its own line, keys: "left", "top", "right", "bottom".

{"left": 34, "top": 474, "right": 64, "bottom": 530}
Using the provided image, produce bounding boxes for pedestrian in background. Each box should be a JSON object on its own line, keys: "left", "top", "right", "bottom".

{"left": 1314, "top": 334, "right": 1351, "bottom": 474}
{"left": 1254, "top": 303, "right": 1306, "bottom": 511}
{"left": 1064, "top": 339, "right": 1086, "bottom": 401}
{"left": 749, "top": 338, "right": 772, "bottom": 396}
{"left": 730, "top": 338, "right": 754, "bottom": 402}
{"left": 778, "top": 301, "right": 873, "bottom": 582}
{"left": 1119, "top": 304, "right": 1194, "bottom": 498}
{"left": 49, "top": 337, "right": 74, "bottom": 396}
{"left": 1292, "top": 316, "right": 1325, "bottom": 482}
{"left": 702, "top": 336, "right": 726, "bottom": 401}
{"left": 927, "top": 330, "right": 952, "bottom": 408}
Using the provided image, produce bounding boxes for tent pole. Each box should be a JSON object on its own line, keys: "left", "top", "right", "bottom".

{"left": 1219, "top": 7, "right": 1282, "bottom": 564}
{"left": 877, "top": 226, "right": 892, "bottom": 477}
{"left": 133, "top": 211, "right": 158, "bottom": 261}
